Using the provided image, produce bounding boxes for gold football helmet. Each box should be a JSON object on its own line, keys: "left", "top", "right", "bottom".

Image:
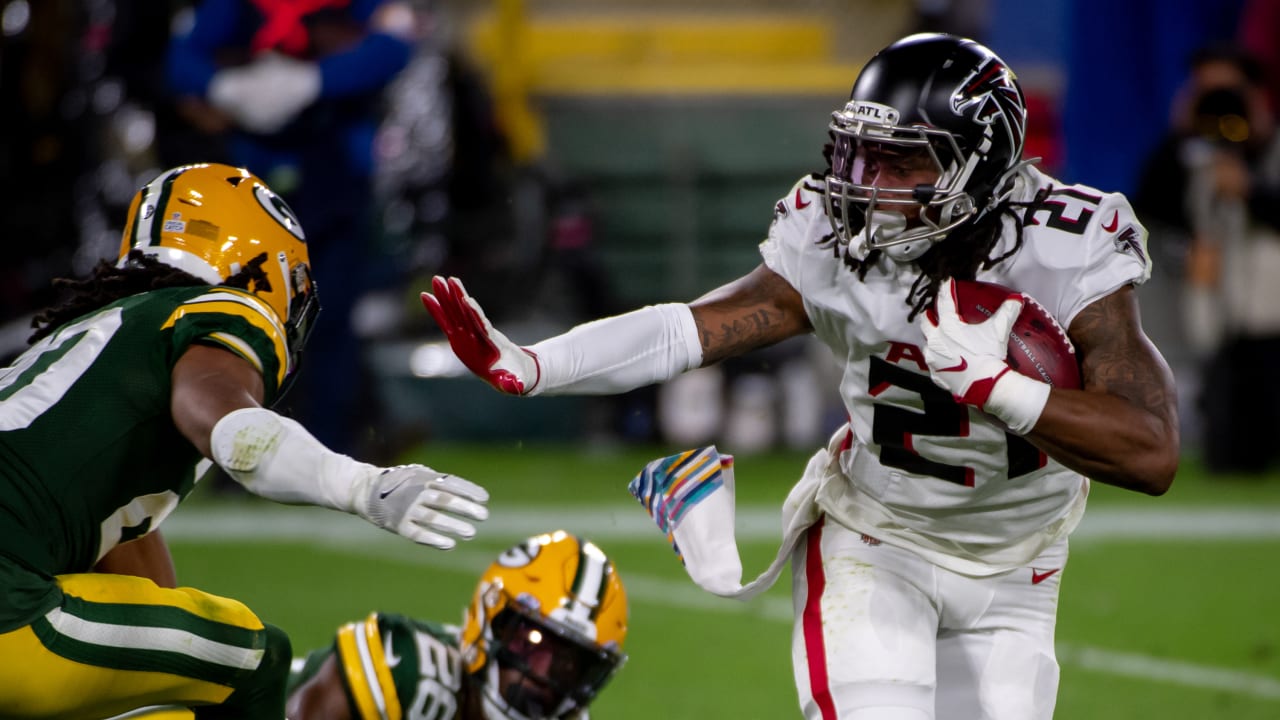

{"left": 118, "top": 163, "right": 319, "bottom": 376}
{"left": 461, "top": 531, "right": 628, "bottom": 720}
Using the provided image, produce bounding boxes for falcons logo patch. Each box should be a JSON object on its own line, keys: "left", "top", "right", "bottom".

{"left": 1113, "top": 224, "right": 1147, "bottom": 264}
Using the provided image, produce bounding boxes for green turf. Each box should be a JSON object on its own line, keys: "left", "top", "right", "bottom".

{"left": 168, "top": 443, "right": 1280, "bottom": 719}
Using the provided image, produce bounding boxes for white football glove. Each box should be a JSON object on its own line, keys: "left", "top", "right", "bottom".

{"left": 922, "top": 278, "right": 1049, "bottom": 434}
{"left": 353, "top": 465, "right": 489, "bottom": 550}
{"left": 208, "top": 53, "right": 321, "bottom": 135}
{"left": 421, "top": 276, "right": 542, "bottom": 395}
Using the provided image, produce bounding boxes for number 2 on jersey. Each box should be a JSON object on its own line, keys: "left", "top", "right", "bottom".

{"left": 869, "top": 356, "right": 1044, "bottom": 485}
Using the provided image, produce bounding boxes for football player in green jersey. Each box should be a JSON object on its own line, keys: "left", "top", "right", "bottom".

{"left": 112, "top": 530, "right": 629, "bottom": 720}
{"left": 0, "top": 163, "right": 490, "bottom": 719}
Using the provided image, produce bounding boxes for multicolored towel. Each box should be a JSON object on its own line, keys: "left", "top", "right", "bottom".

{"left": 628, "top": 446, "right": 735, "bottom": 567}
{"left": 627, "top": 436, "right": 836, "bottom": 600}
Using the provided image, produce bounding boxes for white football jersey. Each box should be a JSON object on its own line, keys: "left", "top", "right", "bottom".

{"left": 760, "top": 165, "right": 1151, "bottom": 576}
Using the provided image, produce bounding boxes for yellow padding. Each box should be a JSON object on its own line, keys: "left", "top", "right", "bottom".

{"left": 58, "top": 574, "right": 263, "bottom": 631}
{"left": 0, "top": 578, "right": 241, "bottom": 717}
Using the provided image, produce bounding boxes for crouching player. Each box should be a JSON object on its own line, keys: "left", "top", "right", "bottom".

{"left": 115, "top": 531, "right": 629, "bottom": 720}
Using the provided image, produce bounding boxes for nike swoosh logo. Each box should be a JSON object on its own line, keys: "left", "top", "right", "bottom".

{"left": 1031, "top": 568, "right": 1060, "bottom": 585}
{"left": 795, "top": 188, "right": 811, "bottom": 210}
{"left": 379, "top": 477, "right": 410, "bottom": 499}
{"left": 938, "top": 357, "right": 968, "bottom": 373}
{"left": 1102, "top": 211, "right": 1119, "bottom": 233}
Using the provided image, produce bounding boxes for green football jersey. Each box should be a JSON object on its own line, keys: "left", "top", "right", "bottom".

{"left": 290, "top": 612, "right": 468, "bottom": 720}
{"left": 0, "top": 285, "right": 290, "bottom": 584}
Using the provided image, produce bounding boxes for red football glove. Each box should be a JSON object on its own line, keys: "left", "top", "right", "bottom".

{"left": 421, "top": 276, "right": 540, "bottom": 395}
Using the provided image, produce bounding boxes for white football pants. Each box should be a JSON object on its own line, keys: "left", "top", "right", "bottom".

{"left": 790, "top": 517, "right": 1067, "bottom": 720}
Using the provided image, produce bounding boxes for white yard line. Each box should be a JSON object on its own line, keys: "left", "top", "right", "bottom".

{"left": 161, "top": 503, "right": 1280, "bottom": 701}
{"left": 161, "top": 504, "right": 1280, "bottom": 543}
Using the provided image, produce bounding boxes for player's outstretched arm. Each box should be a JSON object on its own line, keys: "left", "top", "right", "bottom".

{"left": 171, "top": 345, "right": 489, "bottom": 549}
{"left": 686, "top": 264, "right": 814, "bottom": 365}
{"left": 1021, "top": 286, "right": 1179, "bottom": 495}
{"left": 421, "top": 266, "right": 812, "bottom": 396}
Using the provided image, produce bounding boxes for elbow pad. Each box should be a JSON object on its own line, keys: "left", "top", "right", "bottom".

{"left": 210, "top": 407, "right": 375, "bottom": 511}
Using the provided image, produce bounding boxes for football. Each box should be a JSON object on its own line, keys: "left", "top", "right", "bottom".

{"left": 946, "top": 279, "right": 1082, "bottom": 389}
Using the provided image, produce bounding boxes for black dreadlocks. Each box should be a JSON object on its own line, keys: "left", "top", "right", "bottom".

{"left": 29, "top": 250, "right": 273, "bottom": 344}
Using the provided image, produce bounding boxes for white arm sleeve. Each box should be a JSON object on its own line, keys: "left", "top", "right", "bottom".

{"left": 527, "top": 303, "right": 704, "bottom": 395}
{"left": 210, "top": 407, "right": 377, "bottom": 513}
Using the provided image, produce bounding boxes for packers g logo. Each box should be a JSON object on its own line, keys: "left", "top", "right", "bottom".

{"left": 496, "top": 538, "right": 542, "bottom": 568}
{"left": 253, "top": 184, "right": 306, "bottom": 242}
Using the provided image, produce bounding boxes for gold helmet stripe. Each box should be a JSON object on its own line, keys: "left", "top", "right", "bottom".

{"left": 565, "top": 538, "right": 609, "bottom": 631}
{"left": 130, "top": 165, "right": 194, "bottom": 251}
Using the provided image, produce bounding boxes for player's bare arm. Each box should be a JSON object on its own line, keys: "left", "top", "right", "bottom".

{"left": 170, "top": 343, "right": 266, "bottom": 459}
{"left": 1026, "top": 285, "right": 1180, "bottom": 494}
{"left": 92, "top": 530, "right": 178, "bottom": 588}
{"left": 688, "top": 264, "right": 813, "bottom": 365}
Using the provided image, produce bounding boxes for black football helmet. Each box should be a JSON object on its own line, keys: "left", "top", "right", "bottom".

{"left": 824, "top": 33, "right": 1029, "bottom": 261}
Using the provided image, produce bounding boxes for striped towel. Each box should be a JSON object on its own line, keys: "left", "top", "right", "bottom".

{"left": 628, "top": 446, "right": 743, "bottom": 593}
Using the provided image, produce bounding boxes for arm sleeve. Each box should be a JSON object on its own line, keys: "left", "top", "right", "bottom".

{"left": 528, "top": 304, "right": 704, "bottom": 395}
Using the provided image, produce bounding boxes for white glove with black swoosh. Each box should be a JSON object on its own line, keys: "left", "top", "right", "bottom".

{"left": 353, "top": 465, "right": 490, "bottom": 549}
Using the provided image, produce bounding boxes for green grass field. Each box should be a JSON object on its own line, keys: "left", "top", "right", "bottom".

{"left": 164, "top": 444, "right": 1280, "bottom": 719}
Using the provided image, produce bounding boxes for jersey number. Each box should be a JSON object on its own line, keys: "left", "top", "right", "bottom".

{"left": 0, "top": 307, "right": 123, "bottom": 431}
{"left": 869, "top": 357, "right": 1044, "bottom": 484}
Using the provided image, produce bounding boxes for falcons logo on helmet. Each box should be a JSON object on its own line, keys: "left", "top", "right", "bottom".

{"left": 950, "top": 58, "right": 1025, "bottom": 153}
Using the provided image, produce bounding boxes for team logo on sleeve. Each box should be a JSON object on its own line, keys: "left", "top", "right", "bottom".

{"left": 1113, "top": 224, "right": 1146, "bottom": 263}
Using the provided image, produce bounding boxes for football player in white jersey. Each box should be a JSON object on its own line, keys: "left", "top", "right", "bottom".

{"left": 421, "top": 33, "right": 1179, "bottom": 720}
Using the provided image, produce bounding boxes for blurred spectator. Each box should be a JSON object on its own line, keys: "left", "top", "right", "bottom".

{"left": 1238, "top": 0, "right": 1280, "bottom": 113}
{"left": 164, "top": 0, "right": 419, "bottom": 456}
{"left": 1135, "top": 45, "right": 1280, "bottom": 474}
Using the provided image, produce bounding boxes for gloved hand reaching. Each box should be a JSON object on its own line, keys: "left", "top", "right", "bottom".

{"left": 421, "top": 276, "right": 541, "bottom": 395}
{"left": 353, "top": 465, "right": 489, "bottom": 550}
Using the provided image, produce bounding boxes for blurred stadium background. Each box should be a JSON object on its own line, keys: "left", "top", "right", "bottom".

{"left": 3, "top": 0, "right": 1279, "bottom": 717}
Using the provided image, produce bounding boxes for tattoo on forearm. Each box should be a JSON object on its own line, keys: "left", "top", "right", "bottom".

{"left": 690, "top": 265, "right": 808, "bottom": 364}
{"left": 697, "top": 307, "right": 787, "bottom": 360}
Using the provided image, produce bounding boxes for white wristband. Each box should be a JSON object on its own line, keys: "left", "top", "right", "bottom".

{"left": 984, "top": 371, "right": 1051, "bottom": 435}
{"left": 210, "top": 407, "right": 377, "bottom": 512}
{"left": 527, "top": 303, "right": 703, "bottom": 395}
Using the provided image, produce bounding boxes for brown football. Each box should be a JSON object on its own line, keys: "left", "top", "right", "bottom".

{"left": 946, "top": 279, "right": 1081, "bottom": 389}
